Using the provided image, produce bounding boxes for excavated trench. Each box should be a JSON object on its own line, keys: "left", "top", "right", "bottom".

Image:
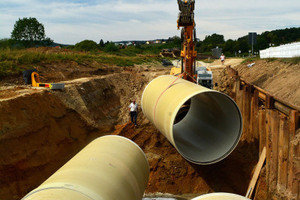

{"left": 0, "top": 67, "right": 258, "bottom": 200}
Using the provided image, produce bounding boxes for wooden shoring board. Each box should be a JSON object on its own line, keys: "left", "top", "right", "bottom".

{"left": 250, "top": 89, "right": 259, "bottom": 140}
{"left": 245, "top": 147, "right": 267, "bottom": 199}
{"left": 269, "top": 110, "right": 280, "bottom": 190}
{"left": 265, "top": 109, "right": 272, "bottom": 194}
{"left": 277, "top": 114, "right": 289, "bottom": 190}
{"left": 236, "top": 78, "right": 243, "bottom": 112}
{"left": 243, "top": 85, "right": 251, "bottom": 141}
{"left": 288, "top": 110, "right": 299, "bottom": 195}
{"left": 258, "top": 109, "right": 266, "bottom": 155}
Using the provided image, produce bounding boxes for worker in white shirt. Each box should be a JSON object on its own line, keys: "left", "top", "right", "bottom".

{"left": 220, "top": 53, "right": 225, "bottom": 65}
{"left": 128, "top": 100, "right": 138, "bottom": 126}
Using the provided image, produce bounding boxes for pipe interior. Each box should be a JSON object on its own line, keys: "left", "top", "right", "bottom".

{"left": 173, "top": 92, "right": 242, "bottom": 164}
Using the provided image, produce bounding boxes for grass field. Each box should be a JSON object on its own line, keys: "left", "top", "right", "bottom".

{"left": 0, "top": 48, "right": 161, "bottom": 77}
{"left": 241, "top": 56, "right": 300, "bottom": 65}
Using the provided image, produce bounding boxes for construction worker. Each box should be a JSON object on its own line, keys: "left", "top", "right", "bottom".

{"left": 220, "top": 53, "right": 225, "bottom": 65}
{"left": 128, "top": 100, "right": 138, "bottom": 126}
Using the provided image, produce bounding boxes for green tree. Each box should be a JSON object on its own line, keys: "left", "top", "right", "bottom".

{"left": 75, "top": 40, "right": 99, "bottom": 51}
{"left": 237, "top": 37, "right": 250, "bottom": 54}
{"left": 11, "top": 17, "right": 46, "bottom": 41}
{"left": 223, "top": 39, "right": 237, "bottom": 55}
{"left": 199, "top": 33, "right": 225, "bottom": 52}
{"left": 99, "top": 39, "right": 105, "bottom": 47}
{"left": 256, "top": 36, "right": 268, "bottom": 50}
{"left": 104, "top": 42, "right": 119, "bottom": 52}
{"left": 171, "top": 36, "right": 182, "bottom": 47}
{"left": 203, "top": 34, "right": 225, "bottom": 46}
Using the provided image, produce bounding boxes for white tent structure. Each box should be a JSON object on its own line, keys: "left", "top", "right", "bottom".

{"left": 260, "top": 42, "right": 300, "bottom": 58}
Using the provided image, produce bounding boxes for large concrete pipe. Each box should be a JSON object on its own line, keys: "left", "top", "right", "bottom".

{"left": 191, "top": 193, "right": 250, "bottom": 200}
{"left": 22, "top": 135, "right": 149, "bottom": 200}
{"left": 142, "top": 75, "right": 242, "bottom": 165}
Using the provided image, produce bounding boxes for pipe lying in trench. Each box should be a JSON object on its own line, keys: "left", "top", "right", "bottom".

{"left": 191, "top": 193, "right": 250, "bottom": 200}
{"left": 142, "top": 75, "right": 243, "bottom": 165}
{"left": 22, "top": 135, "right": 149, "bottom": 200}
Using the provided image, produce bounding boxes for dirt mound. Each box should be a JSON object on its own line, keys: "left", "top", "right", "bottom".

{"left": 0, "top": 65, "right": 169, "bottom": 200}
{"left": 212, "top": 68, "right": 235, "bottom": 95}
{"left": 0, "top": 61, "right": 259, "bottom": 200}
{"left": 113, "top": 119, "right": 257, "bottom": 197}
{"left": 4, "top": 57, "right": 286, "bottom": 200}
{"left": 0, "top": 91, "right": 102, "bottom": 200}
{"left": 235, "top": 60, "right": 300, "bottom": 107}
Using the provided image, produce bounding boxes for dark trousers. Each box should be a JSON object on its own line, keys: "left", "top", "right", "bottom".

{"left": 130, "top": 111, "right": 137, "bottom": 125}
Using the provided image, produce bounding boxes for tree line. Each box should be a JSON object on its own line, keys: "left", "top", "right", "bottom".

{"left": 196, "top": 27, "right": 300, "bottom": 56}
{"left": 1, "top": 17, "right": 300, "bottom": 57}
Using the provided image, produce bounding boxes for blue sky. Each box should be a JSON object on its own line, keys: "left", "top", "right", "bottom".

{"left": 1, "top": 0, "right": 299, "bottom": 44}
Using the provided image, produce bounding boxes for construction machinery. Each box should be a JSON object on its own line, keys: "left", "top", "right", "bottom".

{"left": 160, "top": 48, "right": 181, "bottom": 58}
{"left": 23, "top": 69, "right": 65, "bottom": 90}
{"left": 170, "top": 0, "right": 213, "bottom": 88}
{"left": 143, "top": 0, "right": 241, "bottom": 165}
{"left": 196, "top": 66, "right": 213, "bottom": 89}
{"left": 176, "top": 0, "right": 197, "bottom": 82}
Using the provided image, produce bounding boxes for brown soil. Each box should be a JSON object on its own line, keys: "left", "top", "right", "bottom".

{"left": 0, "top": 59, "right": 172, "bottom": 200}
{"left": 212, "top": 68, "right": 235, "bottom": 96}
{"left": 113, "top": 122, "right": 258, "bottom": 197}
{"left": 1, "top": 53, "right": 298, "bottom": 200}
{"left": 0, "top": 91, "right": 102, "bottom": 199}
{"left": 235, "top": 59, "right": 300, "bottom": 108}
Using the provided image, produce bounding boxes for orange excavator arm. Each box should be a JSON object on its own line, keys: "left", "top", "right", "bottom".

{"left": 177, "top": 0, "right": 197, "bottom": 83}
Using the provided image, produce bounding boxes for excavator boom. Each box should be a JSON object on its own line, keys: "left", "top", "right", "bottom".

{"left": 177, "top": 0, "right": 197, "bottom": 82}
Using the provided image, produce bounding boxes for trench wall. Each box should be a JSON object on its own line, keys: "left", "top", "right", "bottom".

{"left": 0, "top": 72, "right": 146, "bottom": 200}
{"left": 227, "top": 66, "right": 300, "bottom": 200}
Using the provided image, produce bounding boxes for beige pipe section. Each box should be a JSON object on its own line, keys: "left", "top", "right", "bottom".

{"left": 191, "top": 193, "right": 250, "bottom": 200}
{"left": 141, "top": 75, "right": 242, "bottom": 165}
{"left": 22, "top": 135, "right": 149, "bottom": 200}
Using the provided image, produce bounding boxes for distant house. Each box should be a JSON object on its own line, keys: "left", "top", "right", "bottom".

{"left": 155, "top": 40, "right": 161, "bottom": 44}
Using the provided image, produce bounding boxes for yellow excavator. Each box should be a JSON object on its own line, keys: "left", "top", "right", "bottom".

{"left": 171, "top": 0, "right": 213, "bottom": 89}
{"left": 22, "top": 69, "right": 65, "bottom": 90}
{"left": 170, "top": 0, "right": 197, "bottom": 82}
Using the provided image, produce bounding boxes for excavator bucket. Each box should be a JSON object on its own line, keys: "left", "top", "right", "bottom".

{"left": 177, "top": 0, "right": 195, "bottom": 27}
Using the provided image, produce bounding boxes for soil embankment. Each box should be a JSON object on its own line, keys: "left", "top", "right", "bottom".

{"left": 235, "top": 59, "right": 300, "bottom": 108}
{"left": 1, "top": 57, "right": 298, "bottom": 200}
{"left": 0, "top": 60, "right": 256, "bottom": 200}
{"left": 0, "top": 65, "right": 168, "bottom": 200}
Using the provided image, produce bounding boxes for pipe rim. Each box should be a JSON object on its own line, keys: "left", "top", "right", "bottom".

{"left": 171, "top": 90, "right": 243, "bottom": 165}
{"left": 142, "top": 75, "right": 243, "bottom": 165}
{"left": 191, "top": 192, "right": 250, "bottom": 200}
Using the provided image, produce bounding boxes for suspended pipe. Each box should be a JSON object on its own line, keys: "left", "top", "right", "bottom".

{"left": 22, "top": 135, "right": 149, "bottom": 200}
{"left": 141, "top": 75, "right": 242, "bottom": 165}
{"left": 191, "top": 193, "right": 250, "bottom": 200}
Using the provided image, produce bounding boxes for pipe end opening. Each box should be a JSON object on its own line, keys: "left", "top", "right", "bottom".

{"left": 173, "top": 91, "right": 242, "bottom": 164}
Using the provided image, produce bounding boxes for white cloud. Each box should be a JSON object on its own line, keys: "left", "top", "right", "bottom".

{"left": 0, "top": 0, "right": 299, "bottom": 44}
